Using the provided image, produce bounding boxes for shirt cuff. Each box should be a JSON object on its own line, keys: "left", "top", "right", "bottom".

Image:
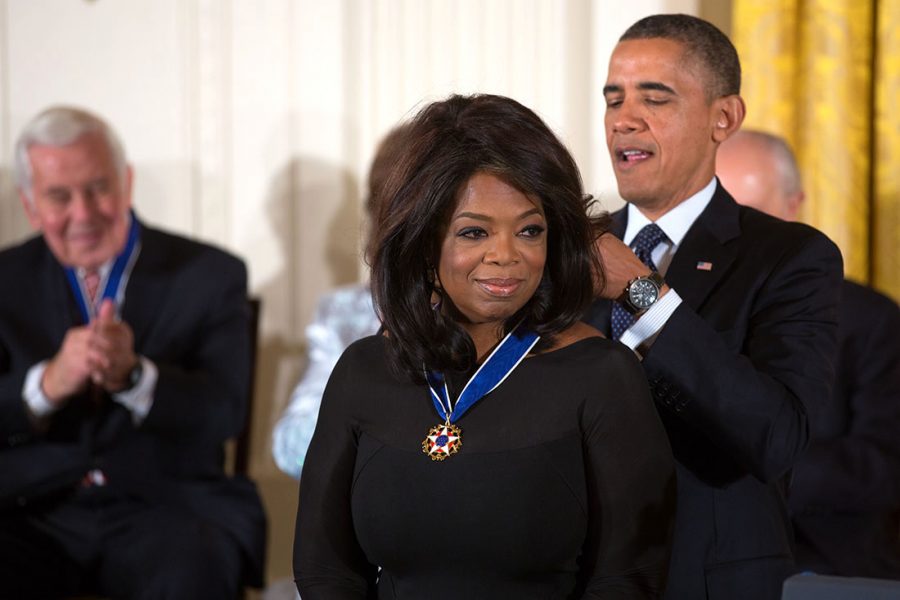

{"left": 22, "top": 361, "right": 59, "bottom": 418}
{"left": 618, "top": 289, "right": 682, "bottom": 357}
{"left": 112, "top": 356, "right": 158, "bottom": 425}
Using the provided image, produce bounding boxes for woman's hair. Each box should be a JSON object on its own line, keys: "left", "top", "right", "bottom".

{"left": 370, "top": 93, "right": 607, "bottom": 381}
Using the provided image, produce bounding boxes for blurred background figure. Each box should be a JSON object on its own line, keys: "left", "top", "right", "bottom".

{"left": 718, "top": 129, "right": 900, "bottom": 579}
{"left": 271, "top": 123, "right": 410, "bottom": 478}
{"left": 0, "top": 106, "right": 265, "bottom": 598}
{"left": 715, "top": 130, "right": 804, "bottom": 221}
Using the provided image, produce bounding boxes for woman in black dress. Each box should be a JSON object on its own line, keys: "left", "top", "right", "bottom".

{"left": 294, "top": 94, "right": 675, "bottom": 599}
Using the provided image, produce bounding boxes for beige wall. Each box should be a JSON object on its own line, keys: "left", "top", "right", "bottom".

{"left": 0, "top": 0, "right": 709, "bottom": 588}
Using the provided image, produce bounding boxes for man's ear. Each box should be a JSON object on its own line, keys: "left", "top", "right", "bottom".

{"left": 786, "top": 190, "right": 805, "bottom": 220}
{"left": 123, "top": 164, "right": 134, "bottom": 208}
{"left": 19, "top": 190, "right": 41, "bottom": 230}
{"left": 712, "top": 95, "right": 746, "bottom": 143}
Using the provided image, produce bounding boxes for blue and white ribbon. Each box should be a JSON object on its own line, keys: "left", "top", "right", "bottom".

{"left": 426, "top": 322, "right": 540, "bottom": 424}
{"left": 64, "top": 212, "right": 141, "bottom": 323}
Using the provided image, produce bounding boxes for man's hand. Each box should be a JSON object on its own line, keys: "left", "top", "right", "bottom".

{"left": 594, "top": 234, "right": 653, "bottom": 299}
{"left": 594, "top": 233, "right": 671, "bottom": 300}
{"left": 88, "top": 299, "right": 138, "bottom": 392}
{"left": 40, "top": 301, "right": 138, "bottom": 405}
{"left": 41, "top": 327, "right": 95, "bottom": 405}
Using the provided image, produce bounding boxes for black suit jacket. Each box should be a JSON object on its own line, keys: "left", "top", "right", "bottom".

{"left": 789, "top": 279, "right": 900, "bottom": 578}
{"left": 0, "top": 220, "right": 265, "bottom": 586}
{"left": 585, "top": 183, "right": 843, "bottom": 600}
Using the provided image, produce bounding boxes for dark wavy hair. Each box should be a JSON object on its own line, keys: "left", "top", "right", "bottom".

{"left": 369, "top": 94, "right": 607, "bottom": 382}
{"left": 621, "top": 14, "right": 741, "bottom": 100}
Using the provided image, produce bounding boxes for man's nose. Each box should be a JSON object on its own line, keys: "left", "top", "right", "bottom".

{"left": 610, "top": 99, "right": 645, "bottom": 134}
{"left": 70, "top": 190, "right": 98, "bottom": 220}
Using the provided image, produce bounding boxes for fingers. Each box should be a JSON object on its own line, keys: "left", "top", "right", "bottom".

{"left": 91, "top": 303, "right": 132, "bottom": 348}
{"left": 88, "top": 346, "right": 135, "bottom": 390}
{"left": 46, "top": 304, "right": 137, "bottom": 397}
{"left": 42, "top": 327, "right": 94, "bottom": 403}
{"left": 96, "top": 298, "right": 117, "bottom": 323}
{"left": 92, "top": 300, "right": 118, "bottom": 337}
{"left": 88, "top": 313, "right": 136, "bottom": 391}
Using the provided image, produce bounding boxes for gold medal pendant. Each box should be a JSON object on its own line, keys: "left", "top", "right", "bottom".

{"left": 422, "top": 421, "right": 462, "bottom": 461}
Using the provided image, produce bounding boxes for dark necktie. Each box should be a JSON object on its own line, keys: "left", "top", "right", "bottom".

{"left": 610, "top": 223, "right": 668, "bottom": 341}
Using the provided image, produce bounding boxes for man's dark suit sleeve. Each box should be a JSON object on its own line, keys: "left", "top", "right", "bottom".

{"left": 0, "top": 243, "right": 72, "bottom": 443}
{"left": 0, "top": 337, "right": 29, "bottom": 438}
{"left": 790, "top": 285, "right": 900, "bottom": 512}
{"left": 136, "top": 253, "right": 251, "bottom": 444}
{"left": 642, "top": 230, "right": 843, "bottom": 483}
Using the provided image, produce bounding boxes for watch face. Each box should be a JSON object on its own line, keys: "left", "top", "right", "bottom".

{"left": 628, "top": 278, "right": 660, "bottom": 309}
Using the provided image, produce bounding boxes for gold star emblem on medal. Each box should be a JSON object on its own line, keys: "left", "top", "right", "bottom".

{"left": 422, "top": 422, "right": 462, "bottom": 461}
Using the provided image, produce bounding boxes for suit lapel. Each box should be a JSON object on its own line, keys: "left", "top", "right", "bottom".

{"left": 665, "top": 184, "right": 741, "bottom": 312}
{"left": 120, "top": 226, "right": 167, "bottom": 349}
{"left": 40, "top": 243, "right": 81, "bottom": 336}
{"left": 610, "top": 208, "right": 627, "bottom": 240}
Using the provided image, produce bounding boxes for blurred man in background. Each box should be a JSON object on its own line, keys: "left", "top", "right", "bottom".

{"left": 718, "top": 129, "right": 900, "bottom": 579}
{"left": 0, "top": 106, "right": 265, "bottom": 598}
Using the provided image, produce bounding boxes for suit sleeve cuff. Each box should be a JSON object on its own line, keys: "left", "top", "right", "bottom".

{"left": 22, "top": 361, "right": 60, "bottom": 418}
{"left": 618, "top": 289, "right": 682, "bottom": 357}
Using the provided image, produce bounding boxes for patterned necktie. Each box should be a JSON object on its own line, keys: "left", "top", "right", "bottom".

{"left": 83, "top": 269, "right": 104, "bottom": 405}
{"left": 84, "top": 270, "right": 101, "bottom": 303}
{"left": 610, "top": 224, "right": 668, "bottom": 340}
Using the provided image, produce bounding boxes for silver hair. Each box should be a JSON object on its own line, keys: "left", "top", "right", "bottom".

{"left": 14, "top": 106, "right": 127, "bottom": 202}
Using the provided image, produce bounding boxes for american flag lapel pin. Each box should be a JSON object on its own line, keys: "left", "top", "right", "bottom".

{"left": 696, "top": 261, "right": 713, "bottom": 271}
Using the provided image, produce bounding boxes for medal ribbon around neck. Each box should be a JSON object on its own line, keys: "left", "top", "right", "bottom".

{"left": 422, "top": 322, "right": 540, "bottom": 461}
{"left": 64, "top": 212, "right": 142, "bottom": 324}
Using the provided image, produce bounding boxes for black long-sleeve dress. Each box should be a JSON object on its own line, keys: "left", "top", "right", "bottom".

{"left": 294, "top": 334, "right": 675, "bottom": 599}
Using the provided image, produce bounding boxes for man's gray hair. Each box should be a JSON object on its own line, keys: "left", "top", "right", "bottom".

{"left": 14, "top": 106, "right": 127, "bottom": 201}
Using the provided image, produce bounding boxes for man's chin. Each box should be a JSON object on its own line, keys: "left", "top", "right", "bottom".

{"left": 616, "top": 186, "right": 657, "bottom": 207}
{"left": 61, "top": 247, "right": 115, "bottom": 270}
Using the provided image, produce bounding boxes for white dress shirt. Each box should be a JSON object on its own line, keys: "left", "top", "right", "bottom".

{"left": 617, "top": 177, "right": 717, "bottom": 356}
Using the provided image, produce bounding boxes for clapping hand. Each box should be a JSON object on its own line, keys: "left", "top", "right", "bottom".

{"left": 42, "top": 299, "right": 137, "bottom": 406}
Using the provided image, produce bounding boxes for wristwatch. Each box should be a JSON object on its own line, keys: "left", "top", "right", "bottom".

{"left": 619, "top": 271, "right": 665, "bottom": 315}
{"left": 122, "top": 359, "right": 144, "bottom": 391}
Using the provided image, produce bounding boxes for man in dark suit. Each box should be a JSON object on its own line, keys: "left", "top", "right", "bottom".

{"left": 586, "top": 15, "right": 844, "bottom": 600}
{"left": 0, "top": 106, "right": 265, "bottom": 598}
{"left": 718, "top": 129, "right": 900, "bottom": 579}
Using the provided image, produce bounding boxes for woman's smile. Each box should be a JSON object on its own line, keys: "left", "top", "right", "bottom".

{"left": 475, "top": 277, "right": 524, "bottom": 297}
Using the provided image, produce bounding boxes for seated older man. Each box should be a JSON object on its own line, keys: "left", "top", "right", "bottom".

{"left": 0, "top": 106, "right": 265, "bottom": 599}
